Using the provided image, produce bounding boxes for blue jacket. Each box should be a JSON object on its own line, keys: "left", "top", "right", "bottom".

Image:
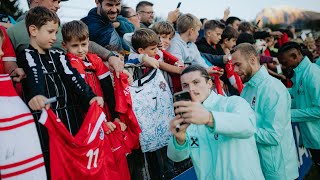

{"left": 241, "top": 66, "right": 299, "bottom": 180}
{"left": 290, "top": 56, "right": 320, "bottom": 149}
{"left": 81, "top": 8, "right": 134, "bottom": 51}
{"left": 167, "top": 92, "right": 265, "bottom": 180}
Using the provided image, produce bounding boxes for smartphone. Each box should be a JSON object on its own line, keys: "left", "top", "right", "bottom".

{"left": 174, "top": 90, "right": 191, "bottom": 102}
{"left": 173, "top": 90, "right": 191, "bottom": 132}
{"left": 176, "top": 2, "right": 182, "bottom": 9}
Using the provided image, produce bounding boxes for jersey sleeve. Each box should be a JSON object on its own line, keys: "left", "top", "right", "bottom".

{"left": 1, "top": 26, "right": 16, "bottom": 62}
{"left": 17, "top": 49, "right": 46, "bottom": 99}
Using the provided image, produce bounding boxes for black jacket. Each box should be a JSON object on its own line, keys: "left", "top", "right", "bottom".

{"left": 196, "top": 37, "right": 224, "bottom": 55}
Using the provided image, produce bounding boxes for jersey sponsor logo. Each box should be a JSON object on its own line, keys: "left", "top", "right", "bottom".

{"left": 159, "top": 81, "right": 167, "bottom": 92}
{"left": 190, "top": 136, "right": 199, "bottom": 148}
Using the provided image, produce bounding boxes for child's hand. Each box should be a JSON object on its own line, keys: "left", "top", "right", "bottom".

{"left": 10, "top": 68, "right": 26, "bottom": 83}
{"left": 122, "top": 69, "right": 134, "bottom": 85}
{"left": 142, "top": 55, "right": 159, "bottom": 69}
{"left": 89, "top": 96, "right": 104, "bottom": 108}
{"left": 207, "top": 66, "right": 224, "bottom": 77}
{"left": 105, "top": 121, "right": 116, "bottom": 134}
{"left": 115, "top": 118, "right": 127, "bottom": 131}
{"left": 28, "top": 95, "right": 50, "bottom": 111}
{"left": 174, "top": 61, "right": 184, "bottom": 67}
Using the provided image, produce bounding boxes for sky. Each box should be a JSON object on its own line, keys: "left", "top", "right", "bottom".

{"left": 18, "top": 0, "right": 320, "bottom": 22}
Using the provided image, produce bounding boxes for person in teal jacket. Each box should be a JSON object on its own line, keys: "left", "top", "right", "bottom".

{"left": 167, "top": 65, "right": 265, "bottom": 180}
{"left": 278, "top": 42, "right": 320, "bottom": 172}
{"left": 231, "top": 43, "right": 299, "bottom": 180}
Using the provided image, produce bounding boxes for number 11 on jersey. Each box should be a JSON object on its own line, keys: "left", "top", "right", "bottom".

{"left": 86, "top": 148, "right": 99, "bottom": 169}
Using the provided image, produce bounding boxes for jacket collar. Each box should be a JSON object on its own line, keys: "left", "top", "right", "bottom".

{"left": 293, "top": 56, "right": 311, "bottom": 73}
{"left": 246, "top": 65, "right": 268, "bottom": 87}
{"left": 202, "top": 91, "right": 219, "bottom": 108}
{"left": 27, "top": 44, "right": 50, "bottom": 55}
{"left": 88, "top": 7, "right": 109, "bottom": 24}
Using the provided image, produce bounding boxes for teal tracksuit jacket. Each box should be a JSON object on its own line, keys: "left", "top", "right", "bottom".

{"left": 167, "top": 92, "right": 265, "bottom": 180}
{"left": 241, "top": 66, "right": 299, "bottom": 180}
{"left": 290, "top": 57, "right": 320, "bottom": 149}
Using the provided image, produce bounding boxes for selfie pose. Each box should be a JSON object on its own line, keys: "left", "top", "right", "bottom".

{"left": 167, "top": 65, "right": 265, "bottom": 180}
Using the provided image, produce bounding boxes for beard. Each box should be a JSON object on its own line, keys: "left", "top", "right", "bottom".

{"left": 241, "top": 67, "right": 253, "bottom": 83}
{"left": 100, "top": 6, "right": 120, "bottom": 22}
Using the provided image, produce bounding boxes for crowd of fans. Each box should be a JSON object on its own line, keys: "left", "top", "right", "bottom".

{"left": 1, "top": 0, "right": 320, "bottom": 180}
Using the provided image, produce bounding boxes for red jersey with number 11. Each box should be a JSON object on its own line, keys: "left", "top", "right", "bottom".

{"left": 39, "top": 102, "right": 121, "bottom": 180}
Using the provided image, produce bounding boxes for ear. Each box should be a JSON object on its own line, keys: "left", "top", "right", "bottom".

{"left": 206, "top": 30, "right": 211, "bottom": 37}
{"left": 223, "top": 38, "right": 228, "bottom": 44}
{"left": 207, "top": 78, "right": 213, "bottom": 89}
{"left": 137, "top": 48, "right": 145, "bottom": 54}
{"left": 28, "top": 25, "right": 38, "bottom": 37}
{"left": 61, "top": 42, "right": 67, "bottom": 50}
{"left": 249, "top": 54, "right": 256, "bottom": 65}
{"left": 290, "top": 52, "right": 298, "bottom": 61}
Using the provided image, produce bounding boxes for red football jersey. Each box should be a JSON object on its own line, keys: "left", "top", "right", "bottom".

{"left": 67, "top": 52, "right": 113, "bottom": 120}
{"left": 0, "top": 26, "right": 16, "bottom": 74}
{"left": 39, "top": 102, "right": 121, "bottom": 180}
{"left": 107, "top": 122, "right": 131, "bottom": 180}
{"left": 113, "top": 72, "right": 141, "bottom": 151}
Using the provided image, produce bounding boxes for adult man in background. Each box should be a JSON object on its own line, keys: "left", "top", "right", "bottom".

{"left": 136, "top": 1, "right": 180, "bottom": 28}
{"left": 82, "top": 0, "right": 135, "bottom": 51}
{"left": 232, "top": 43, "right": 299, "bottom": 179}
{"left": 278, "top": 42, "right": 320, "bottom": 173}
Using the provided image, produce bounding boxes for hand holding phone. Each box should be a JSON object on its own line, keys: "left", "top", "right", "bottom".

{"left": 173, "top": 90, "right": 191, "bottom": 132}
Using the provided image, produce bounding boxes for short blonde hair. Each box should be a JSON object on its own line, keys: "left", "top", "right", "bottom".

{"left": 176, "top": 13, "right": 202, "bottom": 34}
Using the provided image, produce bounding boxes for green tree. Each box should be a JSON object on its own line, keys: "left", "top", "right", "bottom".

{"left": 0, "top": 0, "right": 23, "bottom": 20}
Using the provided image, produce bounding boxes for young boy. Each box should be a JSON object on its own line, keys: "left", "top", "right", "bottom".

{"left": 219, "top": 26, "right": 238, "bottom": 55}
{"left": 196, "top": 19, "right": 225, "bottom": 55}
{"left": 62, "top": 20, "right": 122, "bottom": 126}
{"left": 127, "top": 28, "right": 183, "bottom": 92}
{"left": 167, "top": 13, "right": 208, "bottom": 67}
{"left": 128, "top": 28, "right": 177, "bottom": 179}
{"left": 152, "top": 21, "right": 184, "bottom": 92}
{"left": 17, "top": 6, "right": 103, "bottom": 170}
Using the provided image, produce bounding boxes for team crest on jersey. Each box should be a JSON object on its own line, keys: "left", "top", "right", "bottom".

{"left": 159, "top": 81, "right": 166, "bottom": 92}
{"left": 99, "top": 128, "right": 104, "bottom": 140}
{"left": 190, "top": 136, "right": 199, "bottom": 148}
{"left": 251, "top": 97, "right": 256, "bottom": 108}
